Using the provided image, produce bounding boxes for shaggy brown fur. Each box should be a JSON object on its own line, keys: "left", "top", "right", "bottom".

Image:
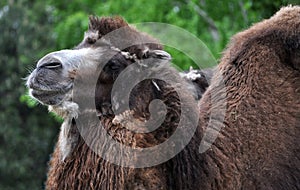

{"left": 45, "top": 6, "right": 300, "bottom": 190}
{"left": 46, "top": 58, "right": 201, "bottom": 189}
{"left": 195, "top": 5, "right": 300, "bottom": 189}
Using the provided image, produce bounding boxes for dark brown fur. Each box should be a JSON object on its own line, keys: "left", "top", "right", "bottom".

{"left": 46, "top": 60, "right": 201, "bottom": 189}
{"left": 195, "top": 6, "right": 300, "bottom": 189}
{"left": 46, "top": 6, "right": 300, "bottom": 190}
{"left": 46, "top": 16, "right": 202, "bottom": 189}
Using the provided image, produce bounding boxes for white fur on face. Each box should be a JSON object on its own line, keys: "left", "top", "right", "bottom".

{"left": 49, "top": 100, "right": 80, "bottom": 161}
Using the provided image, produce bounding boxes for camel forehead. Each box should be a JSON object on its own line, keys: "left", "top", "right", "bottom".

{"left": 37, "top": 49, "right": 87, "bottom": 66}
{"left": 37, "top": 47, "right": 119, "bottom": 68}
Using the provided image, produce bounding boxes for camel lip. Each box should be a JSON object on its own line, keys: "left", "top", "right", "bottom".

{"left": 30, "top": 89, "right": 62, "bottom": 96}
{"left": 28, "top": 86, "right": 62, "bottom": 93}
{"left": 28, "top": 81, "right": 73, "bottom": 94}
{"left": 29, "top": 89, "right": 69, "bottom": 106}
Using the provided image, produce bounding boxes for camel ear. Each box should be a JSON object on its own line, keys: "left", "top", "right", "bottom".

{"left": 143, "top": 49, "right": 171, "bottom": 60}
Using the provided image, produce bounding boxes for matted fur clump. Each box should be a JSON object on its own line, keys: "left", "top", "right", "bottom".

{"left": 26, "top": 6, "right": 300, "bottom": 190}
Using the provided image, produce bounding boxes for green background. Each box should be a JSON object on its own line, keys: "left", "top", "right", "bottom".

{"left": 0, "top": 0, "right": 297, "bottom": 189}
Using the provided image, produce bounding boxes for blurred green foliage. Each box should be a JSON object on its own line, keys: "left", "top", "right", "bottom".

{"left": 0, "top": 0, "right": 294, "bottom": 189}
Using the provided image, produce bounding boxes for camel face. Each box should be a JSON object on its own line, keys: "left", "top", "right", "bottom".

{"left": 26, "top": 44, "right": 119, "bottom": 106}
{"left": 27, "top": 50, "right": 77, "bottom": 105}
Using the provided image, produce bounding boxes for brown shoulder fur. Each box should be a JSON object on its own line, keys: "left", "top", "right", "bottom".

{"left": 196, "top": 5, "right": 300, "bottom": 189}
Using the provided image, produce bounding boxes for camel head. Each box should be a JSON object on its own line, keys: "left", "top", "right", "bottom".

{"left": 26, "top": 16, "right": 169, "bottom": 118}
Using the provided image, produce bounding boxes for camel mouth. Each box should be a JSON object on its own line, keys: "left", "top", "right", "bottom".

{"left": 28, "top": 81, "right": 73, "bottom": 106}
{"left": 26, "top": 68, "right": 74, "bottom": 106}
{"left": 29, "top": 85, "right": 66, "bottom": 93}
{"left": 30, "top": 88, "right": 70, "bottom": 105}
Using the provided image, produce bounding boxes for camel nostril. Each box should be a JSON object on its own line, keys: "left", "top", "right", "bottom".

{"left": 42, "top": 62, "right": 62, "bottom": 69}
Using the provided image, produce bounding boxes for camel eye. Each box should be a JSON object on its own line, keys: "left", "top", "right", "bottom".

{"left": 108, "top": 60, "right": 121, "bottom": 71}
